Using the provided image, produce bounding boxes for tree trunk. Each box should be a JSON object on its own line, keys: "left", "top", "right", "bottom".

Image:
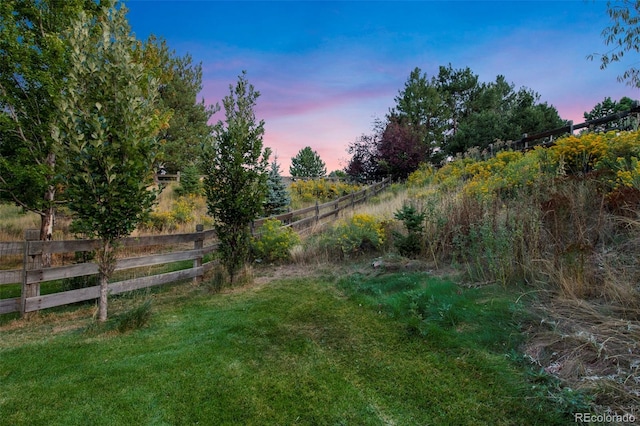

{"left": 97, "top": 239, "right": 116, "bottom": 322}
{"left": 98, "top": 272, "right": 109, "bottom": 322}
{"left": 39, "top": 191, "right": 55, "bottom": 268}
{"left": 40, "top": 151, "right": 57, "bottom": 268}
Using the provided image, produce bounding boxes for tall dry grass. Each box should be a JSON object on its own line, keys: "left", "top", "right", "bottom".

{"left": 0, "top": 204, "right": 41, "bottom": 242}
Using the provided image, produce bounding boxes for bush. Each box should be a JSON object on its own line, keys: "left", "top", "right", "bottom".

{"left": 393, "top": 202, "right": 426, "bottom": 258}
{"left": 290, "top": 179, "right": 362, "bottom": 205}
{"left": 175, "top": 165, "right": 203, "bottom": 197}
{"left": 251, "top": 219, "right": 300, "bottom": 263}
{"left": 321, "top": 214, "right": 386, "bottom": 258}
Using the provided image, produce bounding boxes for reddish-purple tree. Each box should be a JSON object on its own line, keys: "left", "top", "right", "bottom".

{"left": 377, "top": 116, "right": 429, "bottom": 180}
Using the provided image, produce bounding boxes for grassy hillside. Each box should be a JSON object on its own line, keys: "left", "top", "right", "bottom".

{"left": 0, "top": 271, "right": 579, "bottom": 425}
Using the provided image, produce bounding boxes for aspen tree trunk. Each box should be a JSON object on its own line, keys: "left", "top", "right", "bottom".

{"left": 97, "top": 240, "right": 117, "bottom": 322}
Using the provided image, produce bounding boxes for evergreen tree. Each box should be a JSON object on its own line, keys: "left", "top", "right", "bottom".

{"left": 150, "top": 37, "right": 215, "bottom": 173}
{"left": 264, "top": 157, "right": 290, "bottom": 216}
{"left": 175, "top": 164, "right": 203, "bottom": 196}
{"left": 290, "top": 146, "right": 326, "bottom": 178}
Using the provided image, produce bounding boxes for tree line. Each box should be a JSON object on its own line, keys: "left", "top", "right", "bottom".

{"left": 345, "top": 64, "right": 566, "bottom": 182}
{"left": 345, "top": 0, "right": 640, "bottom": 184}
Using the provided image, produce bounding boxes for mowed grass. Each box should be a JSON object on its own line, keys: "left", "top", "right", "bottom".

{"left": 0, "top": 272, "right": 572, "bottom": 425}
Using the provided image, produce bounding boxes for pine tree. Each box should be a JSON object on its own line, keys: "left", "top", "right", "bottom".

{"left": 290, "top": 146, "right": 326, "bottom": 178}
{"left": 264, "top": 157, "right": 290, "bottom": 216}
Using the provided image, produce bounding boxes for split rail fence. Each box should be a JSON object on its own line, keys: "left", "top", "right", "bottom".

{"left": 0, "top": 178, "right": 390, "bottom": 316}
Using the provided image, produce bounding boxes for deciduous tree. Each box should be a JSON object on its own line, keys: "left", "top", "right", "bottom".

{"left": 54, "top": 5, "right": 166, "bottom": 321}
{"left": 588, "top": 0, "right": 640, "bottom": 86}
{"left": 202, "top": 71, "right": 271, "bottom": 282}
{"left": 0, "top": 0, "right": 110, "bottom": 251}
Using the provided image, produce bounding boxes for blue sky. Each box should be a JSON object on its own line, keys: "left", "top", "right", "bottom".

{"left": 125, "top": 0, "right": 637, "bottom": 173}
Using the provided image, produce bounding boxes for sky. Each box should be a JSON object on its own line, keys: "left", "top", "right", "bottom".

{"left": 125, "top": 0, "right": 638, "bottom": 174}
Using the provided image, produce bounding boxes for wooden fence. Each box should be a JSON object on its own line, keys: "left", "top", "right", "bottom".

{"left": 252, "top": 177, "right": 391, "bottom": 235}
{"left": 488, "top": 101, "right": 640, "bottom": 154}
{"left": 0, "top": 226, "right": 217, "bottom": 316}
{"left": 0, "top": 178, "right": 390, "bottom": 316}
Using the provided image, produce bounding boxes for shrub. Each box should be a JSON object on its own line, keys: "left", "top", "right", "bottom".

{"left": 290, "top": 179, "right": 362, "bottom": 205}
{"left": 393, "top": 202, "right": 426, "bottom": 258}
{"left": 321, "top": 213, "right": 386, "bottom": 258}
{"left": 251, "top": 219, "right": 300, "bottom": 263}
{"left": 175, "top": 165, "right": 203, "bottom": 197}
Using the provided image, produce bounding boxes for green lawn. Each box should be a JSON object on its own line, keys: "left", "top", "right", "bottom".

{"left": 0, "top": 272, "right": 579, "bottom": 425}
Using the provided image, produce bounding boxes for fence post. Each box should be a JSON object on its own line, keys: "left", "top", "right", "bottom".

{"left": 21, "top": 229, "right": 41, "bottom": 317}
{"left": 193, "top": 224, "right": 204, "bottom": 285}
{"left": 176, "top": 171, "right": 181, "bottom": 183}
{"left": 334, "top": 199, "right": 339, "bottom": 219}
{"left": 315, "top": 200, "right": 320, "bottom": 223}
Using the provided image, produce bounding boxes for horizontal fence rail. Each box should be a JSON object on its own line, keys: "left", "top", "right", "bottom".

{"left": 484, "top": 102, "right": 640, "bottom": 155}
{"left": 252, "top": 177, "right": 391, "bottom": 235}
{"left": 0, "top": 178, "right": 390, "bottom": 316}
{"left": 0, "top": 227, "right": 217, "bottom": 316}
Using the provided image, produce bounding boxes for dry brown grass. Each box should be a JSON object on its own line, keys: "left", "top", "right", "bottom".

{"left": 525, "top": 297, "right": 640, "bottom": 415}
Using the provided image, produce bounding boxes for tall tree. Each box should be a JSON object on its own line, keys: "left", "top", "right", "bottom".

{"left": 447, "top": 76, "right": 564, "bottom": 155}
{"left": 588, "top": 0, "right": 640, "bottom": 86}
{"left": 391, "top": 67, "right": 445, "bottom": 158}
{"left": 0, "top": 0, "right": 110, "bottom": 250}
{"left": 148, "top": 36, "right": 215, "bottom": 173}
{"left": 54, "top": 5, "right": 166, "bottom": 321}
{"left": 436, "top": 64, "right": 479, "bottom": 137}
{"left": 263, "top": 157, "right": 290, "bottom": 216}
{"left": 202, "top": 71, "right": 271, "bottom": 282}
{"left": 289, "top": 146, "right": 326, "bottom": 178}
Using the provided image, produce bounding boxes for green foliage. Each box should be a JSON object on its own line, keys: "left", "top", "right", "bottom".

{"left": 147, "top": 36, "right": 216, "bottom": 172}
{"left": 320, "top": 214, "right": 386, "bottom": 258}
{"left": 393, "top": 202, "right": 426, "bottom": 257}
{"left": 583, "top": 96, "right": 637, "bottom": 131}
{"left": 56, "top": 6, "right": 164, "bottom": 242}
{"left": 175, "top": 165, "right": 202, "bottom": 197}
{"left": 289, "top": 146, "right": 326, "bottom": 178}
{"left": 347, "top": 64, "right": 563, "bottom": 179}
{"left": 251, "top": 219, "right": 300, "bottom": 263}
{"left": 263, "top": 158, "right": 290, "bottom": 216}
{"left": 202, "top": 71, "right": 271, "bottom": 281}
{"left": 0, "top": 0, "right": 111, "bottom": 239}
{"left": 589, "top": 1, "right": 640, "bottom": 86}
{"left": 53, "top": 5, "right": 165, "bottom": 320}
